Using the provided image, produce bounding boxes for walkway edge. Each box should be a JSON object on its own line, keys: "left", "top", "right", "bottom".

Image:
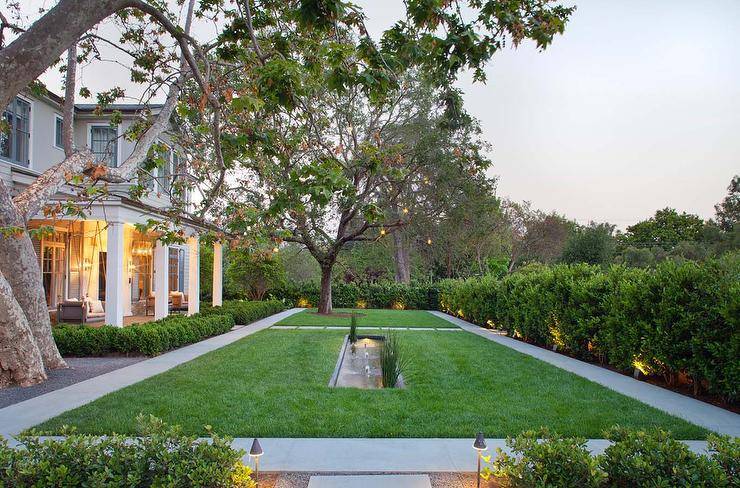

{"left": 430, "top": 311, "right": 740, "bottom": 437}
{"left": 0, "top": 308, "right": 304, "bottom": 437}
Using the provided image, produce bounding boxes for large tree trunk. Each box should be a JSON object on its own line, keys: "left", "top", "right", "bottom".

{"left": 0, "top": 183, "right": 66, "bottom": 370}
{"left": 0, "top": 269, "right": 47, "bottom": 387}
{"left": 318, "top": 264, "right": 333, "bottom": 314}
{"left": 392, "top": 229, "right": 411, "bottom": 284}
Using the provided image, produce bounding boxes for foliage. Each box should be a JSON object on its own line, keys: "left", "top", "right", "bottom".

{"left": 560, "top": 222, "right": 616, "bottom": 265}
{"left": 200, "top": 299, "right": 286, "bottom": 325}
{"left": 1, "top": 415, "right": 253, "bottom": 487}
{"left": 439, "top": 255, "right": 740, "bottom": 402}
{"left": 714, "top": 175, "right": 739, "bottom": 232}
{"left": 272, "top": 281, "right": 440, "bottom": 310}
{"left": 484, "top": 429, "right": 606, "bottom": 488}
{"left": 225, "top": 249, "right": 286, "bottom": 300}
{"left": 600, "top": 427, "right": 728, "bottom": 487}
{"left": 484, "top": 428, "right": 733, "bottom": 488}
{"left": 618, "top": 207, "right": 705, "bottom": 249}
{"left": 53, "top": 313, "right": 235, "bottom": 357}
{"left": 380, "top": 332, "right": 407, "bottom": 388}
{"left": 707, "top": 434, "right": 740, "bottom": 483}
{"left": 349, "top": 313, "right": 358, "bottom": 343}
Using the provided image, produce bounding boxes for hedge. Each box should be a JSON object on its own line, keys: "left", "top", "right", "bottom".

{"left": 485, "top": 428, "right": 738, "bottom": 487}
{"left": 54, "top": 300, "right": 286, "bottom": 357}
{"left": 439, "top": 255, "right": 740, "bottom": 403}
{"left": 271, "top": 282, "right": 439, "bottom": 310}
{"left": 200, "top": 299, "right": 285, "bottom": 324}
{"left": 0, "top": 415, "right": 254, "bottom": 487}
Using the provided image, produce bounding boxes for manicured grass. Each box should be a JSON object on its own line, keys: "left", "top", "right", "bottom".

{"left": 276, "top": 308, "right": 456, "bottom": 328}
{"left": 37, "top": 330, "right": 706, "bottom": 438}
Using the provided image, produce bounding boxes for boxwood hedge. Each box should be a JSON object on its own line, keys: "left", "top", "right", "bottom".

{"left": 271, "top": 282, "right": 439, "bottom": 310}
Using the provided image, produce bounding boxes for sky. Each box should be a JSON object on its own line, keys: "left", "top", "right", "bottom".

{"left": 29, "top": 0, "right": 740, "bottom": 228}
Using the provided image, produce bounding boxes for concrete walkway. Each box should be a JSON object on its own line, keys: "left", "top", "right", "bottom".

{"left": 431, "top": 311, "right": 740, "bottom": 437}
{"left": 235, "top": 437, "right": 709, "bottom": 472}
{"left": 0, "top": 308, "right": 303, "bottom": 437}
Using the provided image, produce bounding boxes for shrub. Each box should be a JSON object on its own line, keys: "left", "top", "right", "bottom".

{"left": 380, "top": 332, "right": 408, "bottom": 388}
{"left": 600, "top": 427, "right": 728, "bottom": 487}
{"left": 439, "top": 255, "right": 740, "bottom": 402}
{"left": 200, "top": 299, "right": 285, "bottom": 325}
{"left": 707, "top": 434, "right": 740, "bottom": 483}
{"left": 54, "top": 313, "right": 235, "bottom": 357}
{"left": 484, "top": 429, "right": 606, "bottom": 488}
{"left": 0, "top": 415, "right": 254, "bottom": 487}
{"left": 349, "top": 313, "right": 358, "bottom": 343}
{"left": 271, "top": 282, "right": 440, "bottom": 310}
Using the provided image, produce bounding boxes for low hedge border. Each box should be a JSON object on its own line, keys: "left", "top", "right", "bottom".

{"left": 271, "top": 282, "right": 439, "bottom": 310}
{"left": 53, "top": 300, "right": 285, "bottom": 357}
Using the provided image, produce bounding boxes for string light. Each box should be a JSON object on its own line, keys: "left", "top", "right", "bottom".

{"left": 272, "top": 246, "right": 279, "bottom": 253}
{"left": 427, "top": 238, "right": 432, "bottom": 245}
{"left": 402, "top": 207, "right": 409, "bottom": 214}
{"left": 380, "top": 229, "right": 386, "bottom": 236}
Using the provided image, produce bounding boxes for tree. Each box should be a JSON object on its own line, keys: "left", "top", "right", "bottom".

{"left": 618, "top": 208, "right": 704, "bottom": 249}
{"left": 560, "top": 222, "right": 616, "bottom": 265}
{"left": 505, "top": 201, "right": 574, "bottom": 271}
{"left": 225, "top": 249, "right": 286, "bottom": 300}
{"left": 714, "top": 175, "right": 739, "bottom": 232}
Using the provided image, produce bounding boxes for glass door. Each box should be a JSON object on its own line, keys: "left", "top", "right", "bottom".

{"left": 42, "top": 244, "right": 66, "bottom": 308}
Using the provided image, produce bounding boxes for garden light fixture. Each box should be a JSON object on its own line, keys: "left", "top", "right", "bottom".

{"left": 249, "top": 438, "right": 263, "bottom": 486}
{"left": 473, "top": 432, "right": 487, "bottom": 488}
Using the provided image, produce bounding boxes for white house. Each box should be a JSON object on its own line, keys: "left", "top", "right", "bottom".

{"left": 1, "top": 91, "right": 223, "bottom": 327}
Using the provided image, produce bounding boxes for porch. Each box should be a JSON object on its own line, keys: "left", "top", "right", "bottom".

{"left": 31, "top": 216, "right": 224, "bottom": 327}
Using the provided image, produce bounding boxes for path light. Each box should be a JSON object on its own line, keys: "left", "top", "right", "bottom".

{"left": 249, "top": 438, "right": 264, "bottom": 486}
{"left": 473, "top": 432, "right": 487, "bottom": 488}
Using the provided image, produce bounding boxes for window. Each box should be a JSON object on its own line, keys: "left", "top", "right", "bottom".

{"left": 161, "top": 146, "right": 172, "bottom": 193}
{"left": 41, "top": 232, "right": 67, "bottom": 309}
{"left": 54, "top": 115, "right": 63, "bottom": 148}
{"left": 90, "top": 125, "right": 118, "bottom": 166}
{"left": 1, "top": 97, "right": 31, "bottom": 166}
{"left": 168, "top": 247, "right": 181, "bottom": 292}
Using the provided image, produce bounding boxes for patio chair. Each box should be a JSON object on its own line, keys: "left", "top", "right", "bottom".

{"left": 56, "top": 299, "right": 106, "bottom": 324}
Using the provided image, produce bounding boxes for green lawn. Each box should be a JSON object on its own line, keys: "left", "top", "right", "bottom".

{"left": 37, "top": 329, "right": 706, "bottom": 438}
{"left": 276, "top": 308, "right": 456, "bottom": 328}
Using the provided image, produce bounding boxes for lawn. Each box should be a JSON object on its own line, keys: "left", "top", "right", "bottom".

{"left": 275, "top": 308, "right": 456, "bottom": 328}
{"left": 37, "top": 329, "right": 706, "bottom": 438}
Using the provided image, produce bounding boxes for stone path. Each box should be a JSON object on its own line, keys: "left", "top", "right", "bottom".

{"left": 307, "top": 474, "right": 431, "bottom": 488}
{"left": 431, "top": 311, "right": 740, "bottom": 437}
{"left": 0, "top": 308, "right": 303, "bottom": 437}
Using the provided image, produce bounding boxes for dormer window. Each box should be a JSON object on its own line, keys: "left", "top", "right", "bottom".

{"left": 1, "top": 97, "right": 31, "bottom": 166}
{"left": 90, "top": 125, "right": 118, "bottom": 167}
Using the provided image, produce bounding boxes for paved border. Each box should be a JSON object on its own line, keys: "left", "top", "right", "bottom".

{"left": 431, "top": 311, "right": 740, "bottom": 437}
{"left": 0, "top": 308, "right": 303, "bottom": 437}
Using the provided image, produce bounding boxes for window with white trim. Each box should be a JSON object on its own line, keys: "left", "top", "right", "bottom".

{"left": 90, "top": 125, "right": 118, "bottom": 166}
{"left": 1, "top": 97, "right": 31, "bottom": 166}
{"left": 54, "top": 115, "right": 63, "bottom": 149}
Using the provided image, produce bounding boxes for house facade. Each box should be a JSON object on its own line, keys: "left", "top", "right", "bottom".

{"left": 1, "top": 91, "right": 223, "bottom": 327}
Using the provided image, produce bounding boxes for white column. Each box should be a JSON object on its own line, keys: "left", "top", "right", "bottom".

{"left": 187, "top": 236, "right": 200, "bottom": 315}
{"left": 212, "top": 241, "right": 223, "bottom": 307}
{"left": 154, "top": 240, "right": 169, "bottom": 320}
{"left": 104, "top": 221, "right": 125, "bottom": 327}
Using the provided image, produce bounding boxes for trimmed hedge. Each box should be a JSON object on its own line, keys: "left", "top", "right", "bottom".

{"left": 485, "top": 428, "right": 737, "bottom": 487}
{"left": 0, "top": 415, "right": 255, "bottom": 487}
{"left": 439, "top": 255, "right": 740, "bottom": 403}
{"left": 54, "top": 313, "right": 235, "bottom": 357}
{"left": 271, "top": 282, "right": 439, "bottom": 310}
{"left": 200, "top": 299, "right": 285, "bottom": 324}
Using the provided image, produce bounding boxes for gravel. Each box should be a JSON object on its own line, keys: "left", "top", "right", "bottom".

{"left": 0, "top": 356, "right": 146, "bottom": 409}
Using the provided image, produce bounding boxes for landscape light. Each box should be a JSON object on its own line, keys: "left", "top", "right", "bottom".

{"left": 473, "top": 432, "right": 487, "bottom": 488}
{"left": 249, "top": 438, "right": 264, "bottom": 486}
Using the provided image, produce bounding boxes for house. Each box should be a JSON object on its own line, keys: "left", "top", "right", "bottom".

{"left": 1, "top": 91, "right": 223, "bottom": 326}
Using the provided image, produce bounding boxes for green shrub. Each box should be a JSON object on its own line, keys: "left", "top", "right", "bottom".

{"left": 200, "top": 299, "right": 285, "bottom": 324}
{"left": 0, "top": 415, "right": 255, "bottom": 487}
{"left": 271, "top": 282, "right": 440, "bottom": 310}
{"left": 484, "top": 429, "right": 606, "bottom": 488}
{"left": 600, "top": 428, "right": 728, "bottom": 487}
{"left": 439, "top": 255, "right": 740, "bottom": 402}
{"left": 707, "top": 434, "right": 740, "bottom": 484}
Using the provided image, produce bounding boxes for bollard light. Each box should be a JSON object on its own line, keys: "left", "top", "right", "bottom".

{"left": 473, "top": 432, "right": 487, "bottom": 488}
{"left": 249, "top": 438, "right": 264, "bottom": 486}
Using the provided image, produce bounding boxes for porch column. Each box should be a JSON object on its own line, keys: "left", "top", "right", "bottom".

{"left": 104, "top": 221, "right": 125, "bottom": 327}
{"left": 187, "top": 236, "right": 200, "bottom": 315}
{"left": 154, "top": 240, "right": 169, "bottom": 320}
{"left": 212, "top": 241, "right": 223, "bottom": 307}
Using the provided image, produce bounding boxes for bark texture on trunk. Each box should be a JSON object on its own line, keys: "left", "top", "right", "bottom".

{"left": 392, "top": 229, "right": 411, "bottom": 284}
{"left": 318, "top": 265, "right": 333, "bottom": 314}
{"left": 0, "top": 270, "right": 47, "bottom": 387}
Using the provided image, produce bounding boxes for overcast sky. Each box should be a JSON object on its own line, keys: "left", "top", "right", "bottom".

{"left": 33, "top": 0, "right": 740, "bottom": 228}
